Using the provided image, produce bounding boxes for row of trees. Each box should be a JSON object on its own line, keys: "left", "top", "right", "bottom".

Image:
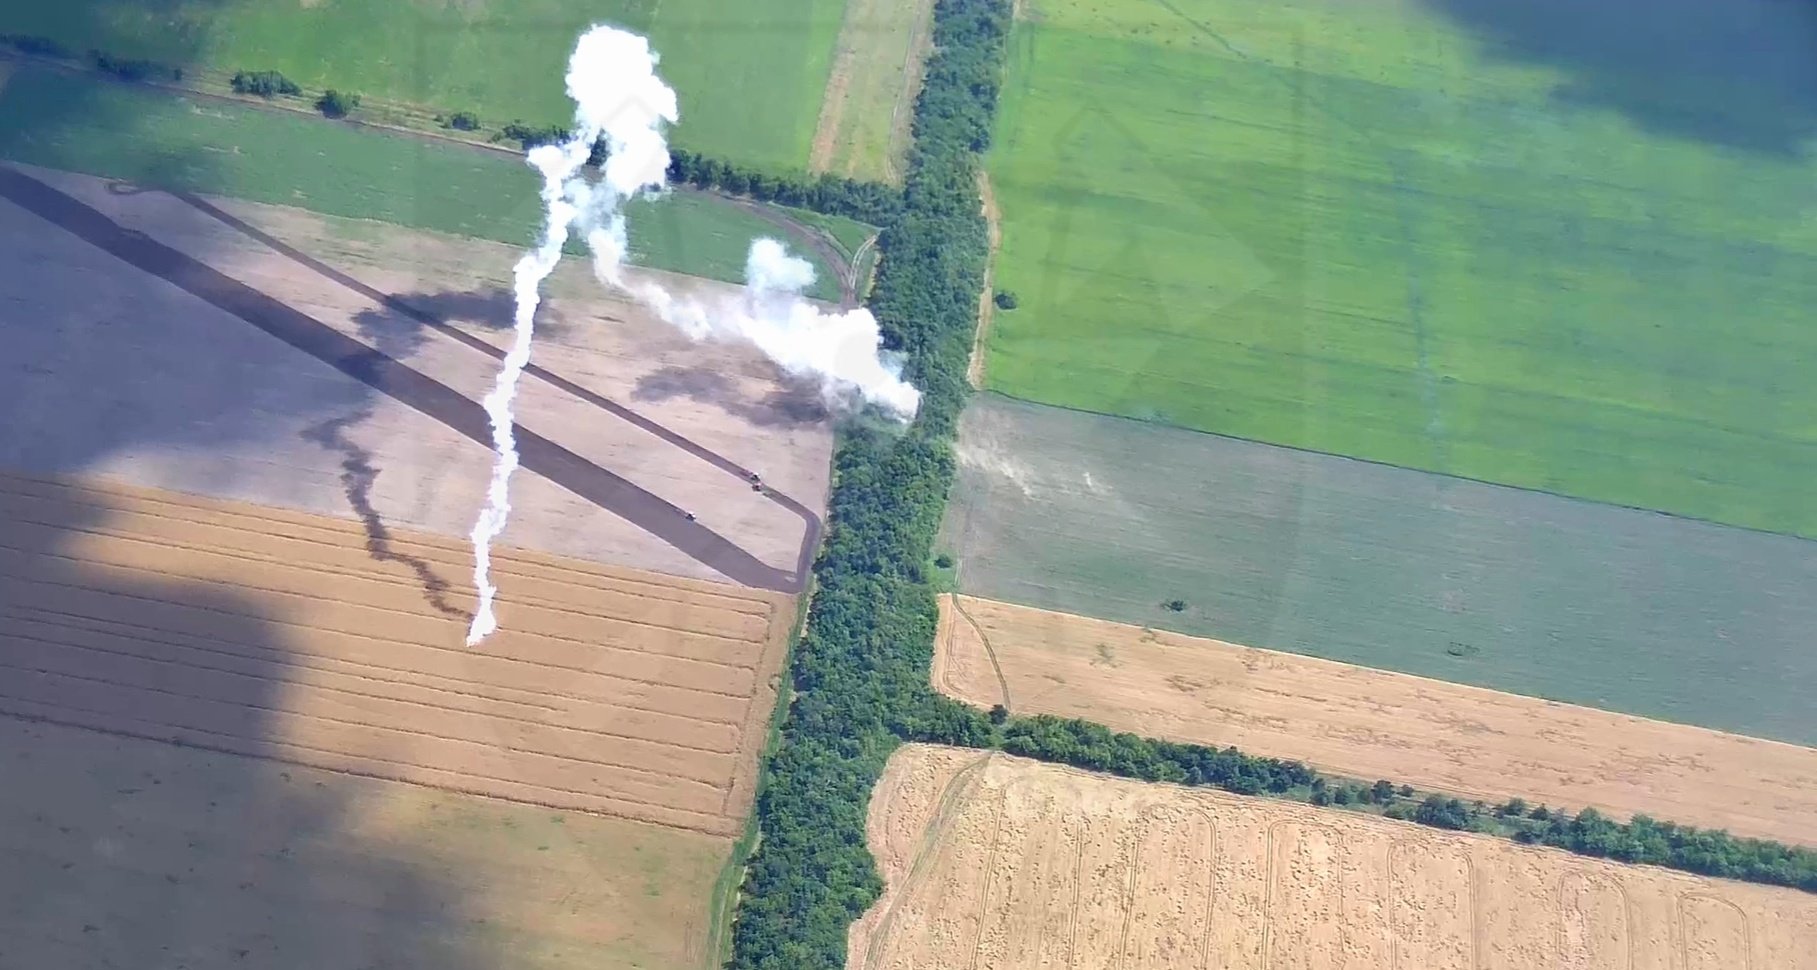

{"left": 721, "top": 0, "right": 1811, "bottom": 962}
{"left": 497, "top": 122, "right": 902, "bottom": 226}
{"left": 725, "top": 1, "right": 1013, "bottom": 967}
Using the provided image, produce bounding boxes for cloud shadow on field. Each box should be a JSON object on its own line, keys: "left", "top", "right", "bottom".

{"left": 633, "top": 363, "right": 831, "bottom": 429}
{"left": 0, "top": 480, "right": 497, "bottom": 970}
{"left": 1419, "top": 0, "right": 1817, "bottom": 154}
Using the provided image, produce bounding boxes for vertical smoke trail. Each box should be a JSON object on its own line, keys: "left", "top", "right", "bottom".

{"left": 466, "top": 26, "right": 678, "bottom": 645}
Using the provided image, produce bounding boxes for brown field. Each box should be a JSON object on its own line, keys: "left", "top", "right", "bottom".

{"left": 0, "top": 716, "right": 731, "bottom": 970}
{"left": 852, "top": 745, "right": 1817, "bottom": 970}
{"left": 807, "top": 0, "right": 937, "bottom": 181}
{"left": 0, "top": 471, "right": 794, "bottom": 837}
{"left": 1, "top": 162, "right": 832, "bottom": 586}
{"left": 934, "top": 595, "right": 1817, "bottom": 845}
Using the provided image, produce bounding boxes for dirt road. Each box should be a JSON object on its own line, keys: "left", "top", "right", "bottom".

{"left": 0, "top": 165, "right": 813, "bottom": 592}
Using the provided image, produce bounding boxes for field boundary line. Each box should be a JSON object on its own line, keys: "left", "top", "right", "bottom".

{"left": 0, "top": 656, "right": 741, "bottom": 780}
{"left": 8, "top": 602, "right": 759, "bottom": 702}
{"left": 0, "top": 473, "right": 778, "bottom": 614}
{"left": 2, "top": 518, "right": 770, "bottom": 642}
{"left": 3, "top": 628, "right": 746, "bottom": 753}
{"left": 0, "top": 707, "right": 740, "bottom": 837}
{"left": 966, "top": 786, "right": 1009, "bottom": 970}
{"left": 1677, "top": 892, "right": 1754, "bottom": 970}
{"left": 971, "top": 390, "right": 1817, "bottom": 544}
{"left": 1556, "top": 870, "right": 1635, "bottom": 970}
{"left": 5, "top": 571, "right": 765, "bottom": 678}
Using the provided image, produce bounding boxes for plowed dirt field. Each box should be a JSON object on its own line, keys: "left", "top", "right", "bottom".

{"left": 934, "top": 595, "right": 1817, "bottom": 845}
{"left": 852, "top": 745, "right": 1817, "bottom": 970}
{"left": 0, "top": 471, "right": 793, "bottom": 837}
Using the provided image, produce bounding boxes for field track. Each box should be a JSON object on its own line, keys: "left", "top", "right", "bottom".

{"left": 934, "top": 596, "right": 1817, "bottom": 845}
{"left": 851, "top": 746, "right": 1817, "bottom": 970}
{"left": 0, "top": 162, "right": 821, "bottom": 592}
{"left": 0, "top": 471, "right": 794, "bottom": 837}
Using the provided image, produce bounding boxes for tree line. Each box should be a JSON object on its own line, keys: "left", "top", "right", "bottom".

{"left": 724, "top": 1, "right": 1011, "bottom": 966}
{"left": 500, "top": 121, "right": 902, "bottom": 226}
{"left": 725, "top": 0, "right": 1812, "bottom": 962}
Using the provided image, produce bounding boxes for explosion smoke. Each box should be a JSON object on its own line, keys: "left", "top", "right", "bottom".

{"left": 466, "top": 26, "right": 677, "bottom": 646}
{"left": 469, "top": 25, "right": 919, "bottom": 644}
{"left": 589, "top": 237, "right": 921, "bottom": 418}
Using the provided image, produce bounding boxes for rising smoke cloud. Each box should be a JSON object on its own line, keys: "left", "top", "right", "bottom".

{"left": 466, "top": 26, "right": 677, "bottom": 646}
{"left": 468, "top": 25, "right": 918, "bottom": 645}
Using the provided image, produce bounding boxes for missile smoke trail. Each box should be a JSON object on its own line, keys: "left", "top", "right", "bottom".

{"left": 466, "top": 26, "right": 677, "bottom": 645}
{"left": 470, "top": 25, "right": 920, "bottom": 643}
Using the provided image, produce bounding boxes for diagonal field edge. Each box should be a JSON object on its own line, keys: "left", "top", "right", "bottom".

{"left": 0, "top": 166, "right": 802, "bottom": 592}
{"left": 168, "top": 188, "right": 827, "bottom": 587}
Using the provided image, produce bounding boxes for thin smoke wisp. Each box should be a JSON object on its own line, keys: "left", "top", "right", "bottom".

{"left": 466, "top": 25, "right": 676, "bottom": 646}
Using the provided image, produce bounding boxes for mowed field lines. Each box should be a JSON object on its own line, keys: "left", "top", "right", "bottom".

{"left": 934, "top": 595, "right": 1817, "bottom": 845}
{"left": 0, "top": 472, "right": 794, "bottom": 837}
{"left": 851, "top": 746, "right": 1817, "bottom": 970}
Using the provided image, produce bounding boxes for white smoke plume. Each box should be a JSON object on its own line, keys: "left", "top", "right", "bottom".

{"left": 466, "top": 25, "right": 677, "bottom": 646}
{"left": 469, "top": 25, "right": 920, "bottom": 644}
{"left": 589, "top": 237, "right": 921, "bottom": 419}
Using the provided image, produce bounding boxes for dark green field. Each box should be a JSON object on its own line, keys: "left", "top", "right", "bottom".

{"left": 983, "top": 0, "right": 1817, "bottom": 536}
{"left": 938, "top": 394, "right": 1817, "bottom": 745}
{"left": 0, "top": 66, "right": 841, "bottom": 299}
{"left": 0, "top": 0, "right": 845, "bottom": 171}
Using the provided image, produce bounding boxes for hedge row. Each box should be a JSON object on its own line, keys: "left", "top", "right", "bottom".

{"left": 724, "top": 1, "right": 1011, "bottom": 967}
{"left": 500, "top": 123, "right": 903, "bottom": 227}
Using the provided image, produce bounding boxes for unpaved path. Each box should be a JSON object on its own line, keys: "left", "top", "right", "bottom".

{"left": 968, "top": 171, "right": 1003, "bottom": 388}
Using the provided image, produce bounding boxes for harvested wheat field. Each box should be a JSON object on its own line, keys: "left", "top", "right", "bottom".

{"left": 935, "top": 596, "right": 1817, "bottom": 845}
{"left": 0, "top": 471, "right": 793, "bottom": 837}
{"left": 852, "top": 745, "right": 1817, "bottom": 970}
{"left": 0, "top": 716, "right": 730, "bottom": 970}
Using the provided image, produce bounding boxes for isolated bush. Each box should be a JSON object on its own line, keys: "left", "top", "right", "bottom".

{"left": 993, "top": 289, "right": 1018, "bottom": 310}
{"left": 933, "top": 552, "right": 954, "bottom": 569}
{"left": 1372, "top": 779, "right": 1396, "bottom": 803}
{"left": 1162, "top": 598, "right": 1186, "bottom": 612}
{"left": 446, "top": 110, "right": 481, "bottom": 131}
{"left": 231, "top": 70, "right": 300, "bottom": 97}
{"left": 316, "top": 89, "right": 359, "bottom": 119}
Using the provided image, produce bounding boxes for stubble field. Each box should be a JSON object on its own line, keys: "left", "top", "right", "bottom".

{"left": 935, "top": 595, "right": 1817, "bottom": 844}
{"left": 0, "top": 472, "right": 794, "bottom": 836}
{"left": 851, "top": 745, "right": 1817, "bottom": 970}
{"left": 0, "top": 717, "right": 732, "bottom": 970}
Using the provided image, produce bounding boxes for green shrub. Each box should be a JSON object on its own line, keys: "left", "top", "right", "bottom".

{"left": 230, "top": 70, "right": 301, "bottom": 97}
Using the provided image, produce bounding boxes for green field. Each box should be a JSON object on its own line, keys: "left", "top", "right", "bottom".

{"left": 984, "top": 0, "right": 1817, "bottom": 536}
{"left": 938, "top": 394, "right": 1817, "bottom": 745}
{"left": 0, "top": 66, "right": 840, "bottom": 299}
{"left": 1, "top": 0, "right": 845, "bottom": 172}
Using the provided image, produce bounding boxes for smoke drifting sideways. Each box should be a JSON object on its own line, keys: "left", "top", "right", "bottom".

{"left": 591, "top": 237, "right": 922, "bottom": 418}
{"left": 466, "top": 25, "right": 920, "bottom": 646}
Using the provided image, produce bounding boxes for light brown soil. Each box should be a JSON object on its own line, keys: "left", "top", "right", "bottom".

{"left": 806, "top": 0, "right": 938, "bottom": 182}
{"left": 968, "top": 171, "right": 1004, "bottom": 388}
{"left": 852, "top": 745, "right": 1817, "bottom": 970}
{"left": 0, "top": 471, "right": 795, "bottom": 837}
{"left": 0, "top": 716, "right": 730, "bottom": 970}
{"left": 934, "top": 595, "right": 1817, "bottom": 845}
{"left": 1, "top": 163, "right": 832, "bottom": 586}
